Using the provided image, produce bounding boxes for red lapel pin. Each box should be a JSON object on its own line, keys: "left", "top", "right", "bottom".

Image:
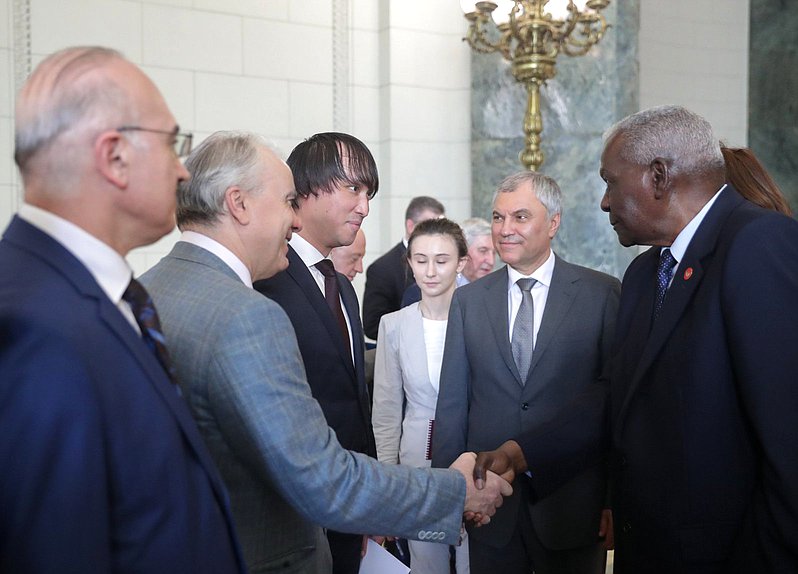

{"left": 684, "top": 267, "right": 693, "bottom": 280}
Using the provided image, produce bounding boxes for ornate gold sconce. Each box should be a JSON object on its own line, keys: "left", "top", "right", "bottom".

{"left": 461, "top": 0, "right": 610, "bottom": 171}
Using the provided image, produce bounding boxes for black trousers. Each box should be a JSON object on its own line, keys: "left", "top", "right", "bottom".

{"left": 327, "top": 530, "right": 362, "bottom": 574}
{"left": 469, "top": 501, "right": 606, "bottom": 574}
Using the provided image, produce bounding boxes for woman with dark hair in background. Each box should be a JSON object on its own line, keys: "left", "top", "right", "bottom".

{"left": 722, "top": 145, "right": 792, "bottom": 216}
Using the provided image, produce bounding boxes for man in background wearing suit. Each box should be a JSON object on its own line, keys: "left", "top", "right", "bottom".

{"left": 598, "top": 106, "right": 798, "bottom": 572}
{"left": 0, "top": 47, "right": 244, "bottom": 572}
{"left": 254, "top": 132, "right": 378, "bottom": 573}
{"left": 141, "top": 131, "right": 511, "bottom": 573}
{"left": 331, "top": 228, "right": 367, "bottom": 282}
{"left": 362, "top": 196, "right": 445, "bottom": 339}
{"left": 433, "top": 172, "right": 619, "bottom": 574}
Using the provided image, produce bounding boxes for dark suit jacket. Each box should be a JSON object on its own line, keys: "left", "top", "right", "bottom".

{"left": 362, "top": 241, "right": 413, "bottom": 340}
{"left": 609, "top": 187, "right": 798, "bottom": 573}
{"left": 0, "top": 217, "right": 244, "bottom": 573}
{"left": 432, "top": 257, "right": 619, "bottom": 552}
{"left": 254, "top": 246, "right": 375, "bottom": 457}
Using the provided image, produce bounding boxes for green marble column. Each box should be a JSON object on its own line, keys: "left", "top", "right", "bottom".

{"left": 749, "top": 0, "right": 798, "bottom": 215}
{"left": 470, "top": 2, "right": 640, "bottom": 279}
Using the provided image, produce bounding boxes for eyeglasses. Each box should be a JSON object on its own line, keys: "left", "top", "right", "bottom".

{"left": 117, "top": 126, "right": 193, "bottom": 158}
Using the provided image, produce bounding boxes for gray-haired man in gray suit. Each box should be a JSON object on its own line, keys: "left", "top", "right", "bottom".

{"left": 141, "top": 131, "right": 511, "bottom": 574}
{"left": 432, "top": 172, "right": 619, "bottom": 574}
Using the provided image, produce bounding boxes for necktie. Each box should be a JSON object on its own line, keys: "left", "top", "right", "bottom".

{"left": 511, "top": 278, "right": 537, "bottom": 383}
{"left": 122, "top": 277, "right": 178, "bottom": 385}
{"left": 653, "top": 248, "right": 677, "bottom": 321}
{"left": 314, "top": 259, "right": 352, "bottom": 357}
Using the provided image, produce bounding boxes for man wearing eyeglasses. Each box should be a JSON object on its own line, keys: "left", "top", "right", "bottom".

{"left": 0, "top": 46, "right": 244, "bottom": 572}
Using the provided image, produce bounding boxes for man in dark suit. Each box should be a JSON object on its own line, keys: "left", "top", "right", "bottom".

{"left": 599, "top": 105, "right": 798, "bottom": 572}
{"left": 254, "top": 132, "right": 378, "bottom": 573}
{"left": 0, "top": 46, "right": 244, "bottom": 572}
{"left": 142, "top": 131, "right": 511, "bottom": 573}
{"left": 433, "top": 172, "right": 619, "bottom": 574}
{"left": 362, "top": 196, "right": 445, "bottom": 339}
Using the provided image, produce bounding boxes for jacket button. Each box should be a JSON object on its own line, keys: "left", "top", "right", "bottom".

{"left": 620, "top": 456, "right": 627, "bottom": 468}
{"left": 622, "top": 521, "right": 632, "bottom": 534}
{"left": 521, "top": 402, "right": 529, "bottom": 411}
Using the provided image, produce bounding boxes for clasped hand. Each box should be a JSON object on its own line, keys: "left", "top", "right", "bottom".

{"left": 450, "top": 452, "right": 513, "bottom": 526}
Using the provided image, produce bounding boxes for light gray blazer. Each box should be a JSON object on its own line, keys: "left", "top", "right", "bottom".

{"left": 432, "top": 256, "right": 620, "bottom": 551}
{"left": 141, "top": 242, "right": 466, "bottom": 573}
{"left": 373, "top": 302, "right": 441, "bottom": 468}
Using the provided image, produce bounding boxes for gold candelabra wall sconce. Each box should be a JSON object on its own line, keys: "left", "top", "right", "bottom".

{"left": 461, "top": 0, "right": 610, "bottom": 171}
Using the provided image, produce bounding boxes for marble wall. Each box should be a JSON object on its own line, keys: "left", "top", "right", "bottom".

{"left": 749, "top": 0, "right": 798, "bottom": 214}
{"left": 470, "top": 2, "right": 640, "bottom": 280}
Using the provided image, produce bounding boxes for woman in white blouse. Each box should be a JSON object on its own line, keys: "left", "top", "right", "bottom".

{"left": 373, "top": 217, "right": 470, "bottom": 574}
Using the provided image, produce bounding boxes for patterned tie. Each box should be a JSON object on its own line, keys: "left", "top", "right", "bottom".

{"left": 511, "top": 278, "right": 537, "bottom": 383}
{"left": 314, "top": 259, "right": 352, "bottom": 357}
{"left": 653, "top": 248, "right": 677, "bottom": 321}
{"left": 122, "top": 277, "right": 178, "bottom": 385}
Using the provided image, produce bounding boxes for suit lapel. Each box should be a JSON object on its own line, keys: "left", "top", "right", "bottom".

{"left": 484, "top": 267, "right": 522, "bottom": 385}
{"left": 404, "top": 304, "right": 436, "bottom": 392}
{"left": 527, "top": 256, "right": 578, "bottom": 381}
{"left": 285, "top": 246, "right": 357, "bottom": 378}
{"left": 8, "top": 226, "right": 236, "bottom": 523}
{"left": 616, "top": 188, "right": 742, "bottom": 429}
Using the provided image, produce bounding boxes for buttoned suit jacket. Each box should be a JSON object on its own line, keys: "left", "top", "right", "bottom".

{"left": 432, "top": 256, "right": 620, "bottom": 552}
{"left": 373, "top": 303, "right": 440, "bottom": 468}
{"left": 363, "top": 241, "right": 413, "bottom": 340}
{"left": 608, "top": 186, "right": 798, "bottom": 573}
{"left": 141, "top": 241, "right": 468, "bottom": 572}
{"left": 254, "top": 245, "right": 375, "bottom": 458}
{"left": 0, "top": 218, "right": 244, "bottom": 573}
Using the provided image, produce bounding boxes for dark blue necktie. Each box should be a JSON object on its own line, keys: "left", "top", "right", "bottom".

{"left": 653, "top": 248, "right": 677, "bottom": 321}
{"left": 123, "top": 277, "right": 178, "bottom": 385}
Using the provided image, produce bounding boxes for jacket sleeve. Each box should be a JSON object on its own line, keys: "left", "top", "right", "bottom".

{"left": 372, "top": 314, "right": 404, "bottom": 464}
{"left": 206, "top": 298, "right": 466, "bottom": 543}
{"left": 722, "top": 214, "right": 798, "bottom": 563}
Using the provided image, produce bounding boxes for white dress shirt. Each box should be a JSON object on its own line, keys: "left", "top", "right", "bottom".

{"left": 662, "top": 184, "right": 726, "bottom": 287}
{"left": 506, "top": 248, "right": 556, "bottom": 348}
{"left": 17, "top": 203, "right": 138, "bottom": 332}
{"left": 290, "top": 233, "right": 355, "bottom": 362}
{"left": 180, "top": 230, "right": 253, "bottom": 288}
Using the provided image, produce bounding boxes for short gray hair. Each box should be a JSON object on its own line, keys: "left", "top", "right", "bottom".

{"left": 177, "top": 131, "right": 272, "bottom": 228}
{"left": 14, "top": 46, "right": 132, "bottom": 172}
{"left": 460, "top": 217, "right": 491, "bottom": 247}
{"left": 603, "top": 105, "right": 724, "bottom": 177}
{"left": 493, "top": 171, "right": 562, "bottom": 218}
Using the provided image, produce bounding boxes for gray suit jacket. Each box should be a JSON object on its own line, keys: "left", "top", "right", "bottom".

{"left": 373, "top": 302, "right": 440, "bottom": 468}
{"left": 432, "top": 256, "right": 619, "bottom": 551}
{"left": 141, "top": 242, "right": 466, "bottom": 573}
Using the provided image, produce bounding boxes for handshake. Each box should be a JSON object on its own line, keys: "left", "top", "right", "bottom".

{"left": 449, "top": 441, "right": 528, "bottom": 526}
{"left": 449, "top": 451, "right": 514, "bottom": 526}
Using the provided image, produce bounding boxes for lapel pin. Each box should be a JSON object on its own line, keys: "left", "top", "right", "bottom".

{"left": 683, "top": 267, "right": 693, "bottom": 280}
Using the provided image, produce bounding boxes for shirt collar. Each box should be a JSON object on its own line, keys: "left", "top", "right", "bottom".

{"left": 18, "top": 203, "right": 132, "bottom": 304}
{"left": 290, "top": 233, "right": 328, "bottom": 268}
{"left": 180, "top": 230, "right": 253, "bottom": 287}
{"left": 506, "top": 248, "right": 556, "bottom": 290}
{"left": 666, "top": 184, "right": 726, "bottom": 263}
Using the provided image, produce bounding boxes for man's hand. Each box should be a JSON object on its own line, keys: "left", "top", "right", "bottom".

{"left": 473, "top": 440, "right": 527, "bottom": 489}
{"left": 598, "top": 508, "right": 614, "bottom": 550}
{"left": 451, "top": 452, "right": 513, "bottom": 526}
